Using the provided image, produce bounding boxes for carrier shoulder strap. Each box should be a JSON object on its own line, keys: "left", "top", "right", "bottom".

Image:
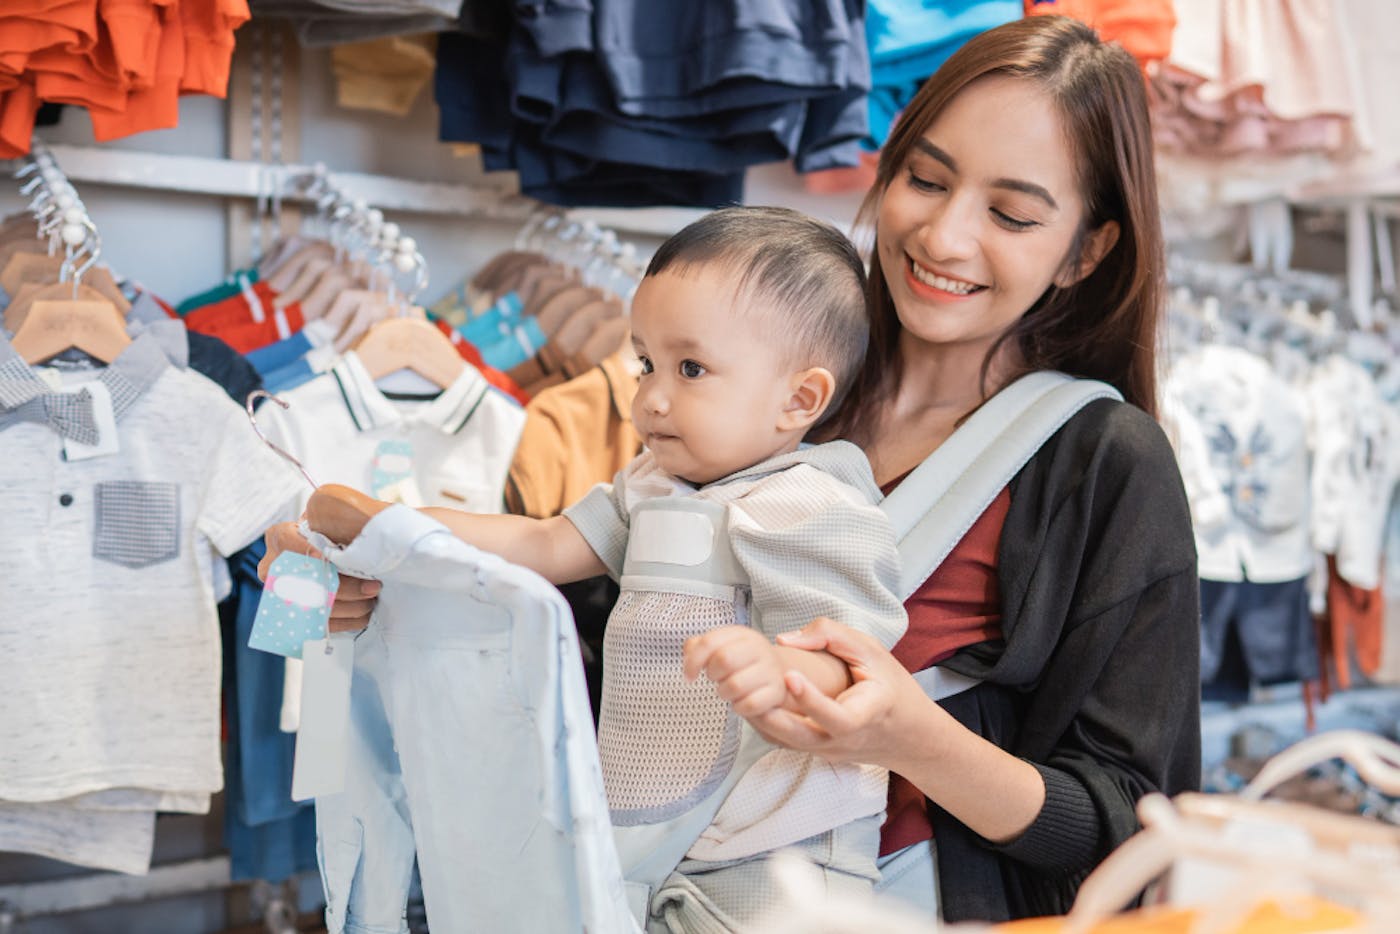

{"left": 882, "top": 371, "right": 1122, "bottom": 599}
{"left": 881, "top": 371, "right": 1122, "bottom": 698}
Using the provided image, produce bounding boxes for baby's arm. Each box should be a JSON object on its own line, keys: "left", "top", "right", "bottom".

{"left": 306, "top": 483, "right": 605, "bottom": 585}
{"left": 683, "top": 627, "right": 853, "bottom": 718}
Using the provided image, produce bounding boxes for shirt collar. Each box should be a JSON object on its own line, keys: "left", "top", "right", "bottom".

{"left": 0, "top": 327, "right": 171, "bottom": 419}
{"left": 331, "top": 350, "right": 491, "bottom": 435}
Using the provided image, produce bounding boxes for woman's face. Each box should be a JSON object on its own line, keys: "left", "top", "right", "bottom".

{"left": 876, "top": 75, "right": 1103, "bottom": 357}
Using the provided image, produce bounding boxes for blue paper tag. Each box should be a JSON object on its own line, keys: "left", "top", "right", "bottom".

{"left": 249, "top": 552, "right": 340, "bottom": 658}
{"left": 370, "top": 439, "right": 423, "bottom": 505}
{"left": 370, "top": 439, "right": 414, "bottom": 497}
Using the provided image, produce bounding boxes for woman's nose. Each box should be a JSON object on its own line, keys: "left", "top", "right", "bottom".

{"left": 919, "top": 197, "right": 978, "bottom": 263}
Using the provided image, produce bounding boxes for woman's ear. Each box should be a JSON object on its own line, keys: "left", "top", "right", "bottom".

{"left": 777, "top": 367, "right": 837, "bottom": 432}
{"left": 1054, "top": 220, "right": 1120, "bottom": 288}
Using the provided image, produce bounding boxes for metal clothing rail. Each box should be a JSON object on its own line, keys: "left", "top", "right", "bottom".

{"left": 3, "top": 144, "right": 706, "bottom": 239}
{"left": 0, "top": 857, "right": 230, "bottom": 933}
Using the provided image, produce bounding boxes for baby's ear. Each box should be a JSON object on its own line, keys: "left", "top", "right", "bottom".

{"left": 778, "top": 367, "right": 837, "bottom": 432}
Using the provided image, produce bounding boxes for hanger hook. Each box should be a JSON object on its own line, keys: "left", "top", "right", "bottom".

{"left": 68, "top": 218, "right": 101, "bottom": 296}
{"left": 245, "top": 390, "right": 319, "bottom": 490}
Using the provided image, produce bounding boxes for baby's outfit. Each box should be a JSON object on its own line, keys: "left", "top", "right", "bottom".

{"left": 564, "top": 440, "right": 907, "bottom": 930}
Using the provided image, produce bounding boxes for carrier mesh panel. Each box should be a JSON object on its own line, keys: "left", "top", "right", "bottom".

{"left": 599, "top": 589, "right": 741, "bottom": 825}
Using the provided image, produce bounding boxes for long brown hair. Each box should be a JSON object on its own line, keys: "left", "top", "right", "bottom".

{"left": 823, "top": 15, "right": 1164, "bottom": 444}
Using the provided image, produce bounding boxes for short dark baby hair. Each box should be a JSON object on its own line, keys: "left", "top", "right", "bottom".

{"left": 644, "top": 206, "right": 870, "bottom": 412}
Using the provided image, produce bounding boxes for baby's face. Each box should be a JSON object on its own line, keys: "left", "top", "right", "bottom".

{"left": 629, "top": 266, "right": 802, "bottom": 486}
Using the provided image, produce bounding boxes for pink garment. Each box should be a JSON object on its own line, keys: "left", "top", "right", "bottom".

{"left": 1150, "top": 63, "right": 1353, "bottom": 158}
{"left": 1150, "top": 0, "right": 1359, "bottom": 159}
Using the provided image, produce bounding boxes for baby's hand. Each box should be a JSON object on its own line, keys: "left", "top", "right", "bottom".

{"left": 683, "top": 626, "right": 788, "bottom": 719}
{"left": 305, "top": 484, "right": 392, "bottom": 546}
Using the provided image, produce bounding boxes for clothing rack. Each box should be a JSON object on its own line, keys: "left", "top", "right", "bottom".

{"left": 276, "top": 161, "right": 431, "bottom": 301}
{"left": 515, "top": 205, "right": 648, "bottom": 298}
{"left": 16, "top": 139, "right": 103, "bottom": 273}
{"left": 0, "top": 144, "right": 314, "bottom": 934}
{"left": 4, "top": 143, "right": 706, "bottom": 240}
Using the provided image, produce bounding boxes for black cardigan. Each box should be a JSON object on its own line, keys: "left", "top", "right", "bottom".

{"left": 924, "top": 398, "right": 1201, "bottom": 922}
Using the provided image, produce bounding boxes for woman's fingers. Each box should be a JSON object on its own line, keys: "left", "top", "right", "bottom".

{"left": 777, "top": 616, "right": 881, "bottom": 659}
{"left": 328, "top": 576, "right": 380, "bottom": 633}
{"left": 783, "top": 671, "right": 872, "bottom": 736}
{"left": 751, "top": 706, "right": 833, "bottom": 749}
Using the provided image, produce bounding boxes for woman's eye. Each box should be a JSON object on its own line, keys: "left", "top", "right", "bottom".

{"left": 638, "top": 355, "right": 653, "bottom": 374}
{"left": 991, "top": 209, "right": 1038, "bottom": 231}
{"left": 906, "top": 170, "right": 945, "bottom": 193}
{"left": 680, "top": 360, "right": 706, "bottom": 378}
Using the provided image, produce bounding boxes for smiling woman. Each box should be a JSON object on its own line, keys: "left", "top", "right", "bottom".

{"left": 876, "top": 75, "right": 1117, "bottom": 355}
{"left": 753, "top": 14, "right": 1200, "bottom": 925}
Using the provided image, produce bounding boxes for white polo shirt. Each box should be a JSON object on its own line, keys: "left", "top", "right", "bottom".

{"left": 254, "top": 351, "right": 525, "bottom": 515}
{"left": 254, "top": 351, "right": 526, "bottom": 730}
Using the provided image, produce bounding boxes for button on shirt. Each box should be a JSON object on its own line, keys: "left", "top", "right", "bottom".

{"left": 1163, "top": 344, "right": 1312, "bottom": 582}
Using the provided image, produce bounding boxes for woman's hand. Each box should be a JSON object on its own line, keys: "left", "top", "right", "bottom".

{"left": 746, "top": 617, "right": 942, "bottom": 775}
{"left": 258, "top": 520, "right": 381, "bottom": 634}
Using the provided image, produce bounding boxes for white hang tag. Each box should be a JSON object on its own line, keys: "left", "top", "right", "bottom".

{"left": 290, "top": 634, "right": 355, "bottom": 801}
{"left": 61, "top": 380, "right": 120, "bottom": 461}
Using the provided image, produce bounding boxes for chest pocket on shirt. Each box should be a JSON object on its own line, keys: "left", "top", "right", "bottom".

{"left": 92, "top": 481, "right": 182, "bottom": 569}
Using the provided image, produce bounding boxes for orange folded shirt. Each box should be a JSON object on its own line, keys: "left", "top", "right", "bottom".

{"left": 180, "top": 0, "right": 249, "bottom": 97}
{"left": 1024, "top": 0, "right": 1175, "bottom": 66}
{"left": 90, "top": 0, "right": 184, "bottom": 141}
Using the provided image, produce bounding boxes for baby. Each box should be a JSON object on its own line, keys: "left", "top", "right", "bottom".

{"left": 308, "top": 206, "right": 906, "bottom": 931}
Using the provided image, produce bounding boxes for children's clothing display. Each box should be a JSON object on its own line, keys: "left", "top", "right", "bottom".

{"left": 0, "top": 329, "right": 302, "bottom": 873}
{"left": 0, "top": 0, "right": 251, "bottom": 156}
{"left": 8, "top": 2, "right": 1400, "bottom": 931}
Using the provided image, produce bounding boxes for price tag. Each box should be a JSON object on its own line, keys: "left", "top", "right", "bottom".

{"left": 249, "top": 551, "right": 339, "bottom": 658}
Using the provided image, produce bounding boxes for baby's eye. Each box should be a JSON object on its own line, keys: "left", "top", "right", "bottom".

{"left": 680, "top": 360, "right": 706, "bottom": 378}
{"left": 638, "top": 355, "right": 653, "bottom": 375}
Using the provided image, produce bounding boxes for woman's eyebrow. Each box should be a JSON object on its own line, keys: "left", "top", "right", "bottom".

{"left": 913, "top": 138, "right": 1059, "bottom": 210}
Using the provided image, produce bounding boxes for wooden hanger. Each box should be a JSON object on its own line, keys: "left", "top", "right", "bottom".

{"left": 273, "top": 254, "right": 336, "bottom": 307}
{"left": 0, "top": 238, "right": 48, "bottom": 277}
{"left": 534, "top": 284, "right": 604, "bottom": 338}
{"left": 296, "top": 265, "right": 361, "bottom": 320}
{"left": 267, "top": 241, "right": 334, "bottom": 293}
{"left": 521, "top": 270, "right": 583, "bottom": 317}
{"left": 470, "top": 250, "right": 551, "bottom": 296}
{"left": 353, "top": 313, "right": 465, "bottom": 390}
{"left": 0, "top": 251, "right": 64, "bottom": 297}
{"left": 5, "top": 265, "right": 130, "bottom": 331}
{"left": 322, "top": 288, "right": 392, "bottom": 351}
{"left": 11, "top": 292, "right": 131, "bottom": 364}
{"left": 0, "top": 217, "right": 42, "bottom": 245}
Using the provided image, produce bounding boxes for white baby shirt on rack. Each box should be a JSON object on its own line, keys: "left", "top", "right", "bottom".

{"left": 1163, "top": 343, "right": 1312, "bottom": 582}
{"left": 253, "top": 351, "right": 526, "bottom": 730}
{"left": 0, "top": 335, "right": 302, "bottom": 871}
{"left": 1305, "top": 354, "right": 1400, "bottom": 589}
